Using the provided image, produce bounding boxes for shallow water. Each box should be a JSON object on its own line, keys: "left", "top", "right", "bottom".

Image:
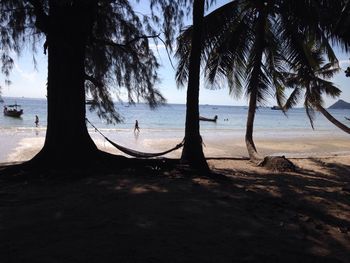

{"left": 1, "top": 97, "right": 349, "bottom": 136}
{"left": 1, "top": 97, "right": 349, "bottom": 163}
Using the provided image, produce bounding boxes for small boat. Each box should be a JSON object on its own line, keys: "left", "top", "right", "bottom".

{"left": 3, "top": 103, "right": 23, "bottom": 117}
{"left": 345, "top": 117, "right": 350, "bottom": 121}
{"left": 199, "top": 115, "right": 218, "bottom": 122}
{"left": 271, "top": 105, "right": 281, "bottom": 110}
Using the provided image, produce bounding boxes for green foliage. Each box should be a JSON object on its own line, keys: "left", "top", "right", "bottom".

{"left": 0, "top": 0, "right": 39, "bottom": 88}
{"left": 176, "top": 0, "right": 348, "bottom": 108}
{"left": 82, "top": 0, "right": 166, "bottom": 123}
{"left": 0, "top": 0, "right": 201, "bottom": 123}
{"left": 283, "top": 41, "right": 341, "bottom": 129}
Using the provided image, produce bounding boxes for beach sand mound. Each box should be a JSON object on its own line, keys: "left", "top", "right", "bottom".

{"left": 0, "top": 156, "right": 349, "bottom": 263}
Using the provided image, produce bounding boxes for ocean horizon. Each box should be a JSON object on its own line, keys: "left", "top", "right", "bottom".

{"left": 1, "top": 96, "right": 350, "bottom": 163}
{"left": 1, "top": 96, "right": 350, "bottom": 133}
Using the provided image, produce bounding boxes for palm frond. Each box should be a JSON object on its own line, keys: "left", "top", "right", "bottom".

{"left": 175, "top": 26, "right": 192, "bottom": 87}
{"left": 313, "top": 78, "right": 342, "bottom": 98}
{"left": 284, "top": 87, "right": 302, "bottom": 110}
{"left": 315, "top": 62, "right": 340, "bottom": 78}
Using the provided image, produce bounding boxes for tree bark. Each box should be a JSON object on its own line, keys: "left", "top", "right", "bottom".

{"left": 316, "top": 104, "right": 350, "bottom": 134}
{"left": 246, "top": 89, "right": 262, "bottom": 162}
{"left": 30, "top": 2, "right": 99, "bottom": 169}
{"left": 245, "top": 8, "right": 266, "bottom": 163}
{"left": 181, "top": 0, "right": 209, "bottom": 172}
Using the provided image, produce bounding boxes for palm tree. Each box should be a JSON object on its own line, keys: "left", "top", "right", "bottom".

{"left": 176, "top": 1, "right": 347, "bottom": 163}
{"left": 283, "top": 41, "right": 350, "bottom": 134}
{"left": 178, "top": 0, "right": 209, "bottom": 172}
{"left": 334, "top": 0, "right": 350, "bottom": 45}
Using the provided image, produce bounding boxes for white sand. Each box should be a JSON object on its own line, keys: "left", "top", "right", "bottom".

{"left": 1, "top": 128, "right": 349, "bottom": 163}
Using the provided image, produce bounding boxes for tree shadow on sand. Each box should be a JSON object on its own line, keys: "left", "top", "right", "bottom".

{"left": 0, "top": 158, "right": 349, "bottom": 263}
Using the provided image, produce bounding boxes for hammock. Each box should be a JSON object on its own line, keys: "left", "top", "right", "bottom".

{"left": 86, "top": 118, "right": 184, "bottom": 158}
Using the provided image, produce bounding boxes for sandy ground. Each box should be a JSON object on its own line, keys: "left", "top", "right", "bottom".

{"left": 0, "top": 130, "right": 349, "bottom": 262}
{"left": 0, "top": 153, "right": 349, "bottom": 262}
{"left": 2, "top": 131, "right": 350, "bottom": 163}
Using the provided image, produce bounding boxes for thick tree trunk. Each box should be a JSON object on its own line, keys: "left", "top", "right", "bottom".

{"left": 181, "top": 0, "right": 209, "bottom": 172}
{"left": 30, "top": 2, "right": 98, "bottom": 168}
{"left": 316, "top": 104, "right": 350, "bottom": 134}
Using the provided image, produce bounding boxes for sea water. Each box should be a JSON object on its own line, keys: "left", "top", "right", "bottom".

{"left": 1, "top": 97, "right": 350, "bottom": 162}
{"left": 1, "top": 97, "right": 350, "bottom": 136}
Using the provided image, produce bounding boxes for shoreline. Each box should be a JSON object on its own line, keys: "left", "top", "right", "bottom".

{"left": 1, "top": 129, "right": 349, "bottom": 163}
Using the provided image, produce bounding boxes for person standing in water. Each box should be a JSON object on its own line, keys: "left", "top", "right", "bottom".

{"left": 35, "top": 115, "right": 39, "bottom": 127}
{"left": 134, "top": 120, "right": 140, "bottom": 132}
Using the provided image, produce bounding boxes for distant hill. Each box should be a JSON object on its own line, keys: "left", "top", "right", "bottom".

{"left": 328, "top": 99, "right": 350, "bottom": 109}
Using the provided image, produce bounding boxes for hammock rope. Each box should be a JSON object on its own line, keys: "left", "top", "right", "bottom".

{"left": 86, "top": 118, "right": 184, "bottom": 158}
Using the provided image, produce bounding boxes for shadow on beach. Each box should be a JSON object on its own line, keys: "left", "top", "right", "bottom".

{"left": 0, "top": 157, "right": 349, "bottom": 263}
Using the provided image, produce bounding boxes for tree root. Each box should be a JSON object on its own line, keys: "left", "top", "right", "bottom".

{"left": 0, "top": 150, "right": 181, "bottom": 181}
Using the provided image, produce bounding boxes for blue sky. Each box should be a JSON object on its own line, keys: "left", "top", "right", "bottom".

{"left": 1, "top": 1, "right": 350, "bottom": 107}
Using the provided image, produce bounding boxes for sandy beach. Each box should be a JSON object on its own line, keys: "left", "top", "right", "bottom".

{"left": 1, "top": 128, "right": 350, "bottom": 163}
{"left": 0, "top": 150, "right": 349, "bottom": 262}
{"left": 1, "top": 0, "right": 350, "bottom": 260}
{"left": 1, "top": 128, "right": 350, "bottom": 262}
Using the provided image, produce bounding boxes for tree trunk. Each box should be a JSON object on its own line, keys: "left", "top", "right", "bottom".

{"left": 245, "top": 8, "right": 266, "bottom": 163}
{"left": 245, "top": 89, "right": 262, "bottom": 162}
{"left": 181, "top": 0, "right": 209, "bottom": 172}
{"left": 30, "top": 2, "right": 99, "bottom": 169}
{"left": 316, "top": 104, "right": 350, "bottom": 134}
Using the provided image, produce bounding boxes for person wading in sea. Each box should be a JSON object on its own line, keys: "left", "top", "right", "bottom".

{"left": 134, "top": 120, "right": 140, "bottom": 132}
{"left": 35, "top": 115, "right": 39, "bottom": 127}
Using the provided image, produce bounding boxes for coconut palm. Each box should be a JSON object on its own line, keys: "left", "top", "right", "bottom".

{"left": 176, "top": 0, "right": 347, "bottom": 163}
{"left": 334, "top": 0, "right": 350, "bottom": 46}
{"left": 283, "top": 41, "right": 350, "bottom": 134}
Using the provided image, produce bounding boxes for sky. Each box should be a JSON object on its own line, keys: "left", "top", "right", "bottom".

{"left": 1, "top": 1, "right": 349, "bottom": 108}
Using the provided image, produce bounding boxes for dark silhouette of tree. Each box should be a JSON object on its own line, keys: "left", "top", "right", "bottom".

{"left": 346, "top": 62, "right": 350, "bottom": 77}
{"left": 0, "top": 0, "right": 188, "bottom": 169}
{"left": 346, "top": 66, "right": 350, "bottom": 77}
{"left": 178, "top": 0, "right": 209, "bottom": 172}
{"left": 283, "top": 41, "right": 350, "bottom": 134}
{"left": 321, "top": 1, "right": 350, "bottom": 78}
{"left": 176, "top": 0, "right": 349, "bottom": 163}
{"left": 334, "top": 0, "right": 350, "bottom": 46}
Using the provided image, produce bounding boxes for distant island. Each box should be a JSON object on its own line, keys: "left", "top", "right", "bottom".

{"left": 328, "top": 99, "right": 350, "bottom": 109}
